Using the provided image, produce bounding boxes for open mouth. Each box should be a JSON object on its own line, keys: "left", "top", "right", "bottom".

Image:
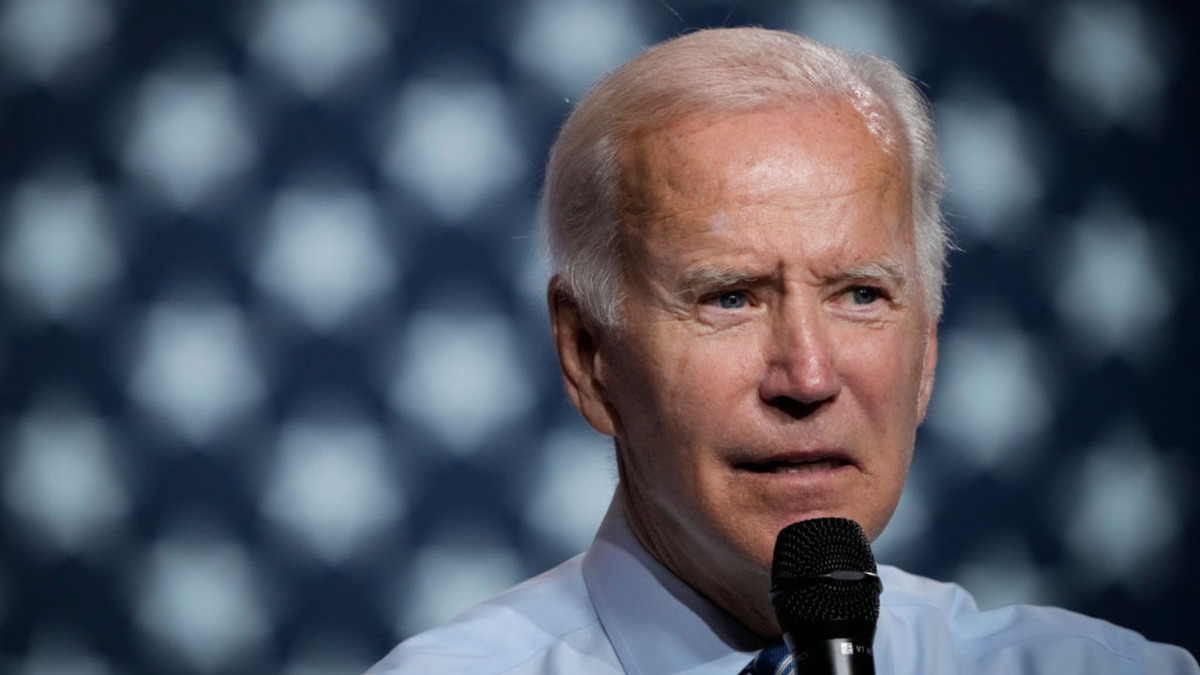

{"left": 737, "top": 457, "right": 849, "bottom": 474}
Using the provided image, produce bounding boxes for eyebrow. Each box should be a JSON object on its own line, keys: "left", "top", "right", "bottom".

{"left": 674, "top": 266, "right": 767, "bottom": 297}
{"left": 671, "top": 257, "right": 911, "bottom": 300}
{"left": 836, "top": 259, "right": 909, "bottom": 288}
{"left": 676, "top": 265, "right": 758, "bottom": 289}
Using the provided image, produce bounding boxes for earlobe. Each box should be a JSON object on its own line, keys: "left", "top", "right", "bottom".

{"left": 916, "top": 321, "right": 938, "bottom": 422}
{"left": 548, "top": 277, "right": 618, "bottom": 437}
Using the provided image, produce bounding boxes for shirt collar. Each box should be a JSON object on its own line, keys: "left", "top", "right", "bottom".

{"left": 581, "top": 496, "right": 766, "bottom": 675}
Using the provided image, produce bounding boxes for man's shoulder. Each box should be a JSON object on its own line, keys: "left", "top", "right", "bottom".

{"left": 365, "top": 554, "right": 620, "bottom": 675}
{"left": 878, "top": 563, "right": 1146, "bottom": 649}
{"left": 878, "top": 565, "right": 1199, "bottom": 673}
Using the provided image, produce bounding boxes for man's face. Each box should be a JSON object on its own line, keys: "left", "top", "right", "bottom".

{"left": 553, "top": 98, "right": 937, "bottom": 632}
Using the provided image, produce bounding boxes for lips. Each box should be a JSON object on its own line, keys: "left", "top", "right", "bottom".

{"left": 734, "top": 452, "right": 852, "bottom": 474}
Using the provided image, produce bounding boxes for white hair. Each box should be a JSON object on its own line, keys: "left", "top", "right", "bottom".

{"left": 542, "top": 27, "right": 949, "bottom": 327}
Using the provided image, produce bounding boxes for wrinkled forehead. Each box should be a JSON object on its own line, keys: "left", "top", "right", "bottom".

{"left": 614, "top": 95, "right": 910, "bottom": 237}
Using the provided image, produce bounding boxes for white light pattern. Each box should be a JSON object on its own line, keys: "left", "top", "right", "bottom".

{"left": 1062, "top": 425, "right": 1181, "bottom": 592}
{"left": 401, "top": 531, "right": 523, "bottom": 636}
{"left": 248, "top": 0, "right": 389, "bottom": 97}
{"left": 391, "top": 311, "right": 536, "bottom": 454}
{"left": 263, "top": 409, "right": 404, "bottom": 563}
{"left": 1052, "top": 199, "right": 1172, "bottom": 363}
{"left": 525, "top": 428, "right": 616, "bottom": 553}
{"left": 1050, "top": 1, "right": 1166, "bottom": 132}
{"left": 513, "top": 0, "right": 648, "bottom": 97}
{"left": 938, "top": 90, "right": 1044, "bottom": 241}
{"left": 928, "top": 317, "right": 1053, "bottom": 475}
{"left": 0, "top": 0, "right": 113, "bottom": 85}
{"left": 955, "top": 536, "right": 1054, "bottom": 610}
{"left": 136, "top": 534, "right": 270, "bottom": 673}
{"left": 4, "top": 395, "right": 128, "bottom": 555}
{"left": 0, "top": 0, "right": 1195, "bottom": 667}
{"left": 383, "top": 80, "right": 524, "bottom": 223}
{"left": 793, "top": 0, "right": 918, "bottom": 70}
{"left": 121, "top": 64, "right": 257, "bottom": 209}
{"left": 255, "top": 186, "right": 396, "bottom": 332}
{"left": 129, "top": 298, "right": 265, "bottom": 445}
{"left": 2, "top": 173, "right": 122, "bottom": 323}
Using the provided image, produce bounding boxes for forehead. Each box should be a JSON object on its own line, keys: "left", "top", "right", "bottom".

{"left": 617, "top": 97, "right": 908, "bottom": 238}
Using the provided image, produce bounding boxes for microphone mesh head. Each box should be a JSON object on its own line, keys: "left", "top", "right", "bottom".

{"left": 770, "top": 518, "right": 881, "bottom": 631}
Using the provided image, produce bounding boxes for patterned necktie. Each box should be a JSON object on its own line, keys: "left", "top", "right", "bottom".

{"left": 740, "top": 640, "right": 795, "bottom": 675}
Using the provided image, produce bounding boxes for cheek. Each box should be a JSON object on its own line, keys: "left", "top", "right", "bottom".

{"left": 604, "top": 338, "right": 693, "bottom": 444}
{"left": 840, "top": 328, "right": 928, "bottom": 419}
{"left": 662, "top": 338, "right": 764, "bottom": 423}
{"left": 613, "top": 334, "right": 763, "bottom": 460}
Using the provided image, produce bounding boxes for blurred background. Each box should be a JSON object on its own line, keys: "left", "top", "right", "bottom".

{"left": 1, "top": 0, "right": 1196, "bottom": 673}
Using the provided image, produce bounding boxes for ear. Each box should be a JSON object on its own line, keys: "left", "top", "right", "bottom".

{"left": 548, "top": 276, "right": 618, "bottom": 437}
{"left": 916, "top": 319, "right": 938, "bottom": 423}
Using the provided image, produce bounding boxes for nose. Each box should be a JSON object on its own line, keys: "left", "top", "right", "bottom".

{"left": 758, "top": 302, "right": 841, "bottom": 416}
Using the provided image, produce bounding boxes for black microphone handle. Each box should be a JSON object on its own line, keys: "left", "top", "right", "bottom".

{"left": 783, "top": 633, "right": 876, "bottom": 675}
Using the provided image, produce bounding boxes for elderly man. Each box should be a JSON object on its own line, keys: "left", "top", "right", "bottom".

{"left": 367, "top": 27, "right": 1197, "bottom": 674}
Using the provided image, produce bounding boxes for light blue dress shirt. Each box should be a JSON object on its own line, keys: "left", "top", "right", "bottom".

{"left": 367, "top": 498, "right": 1199, "bottom": 674}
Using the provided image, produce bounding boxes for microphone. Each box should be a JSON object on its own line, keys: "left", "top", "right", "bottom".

{"left": 770, "top": 518, "right": 882, "bottom": 675}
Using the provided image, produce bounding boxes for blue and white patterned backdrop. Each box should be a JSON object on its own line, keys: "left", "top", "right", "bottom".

{"left": 1, "top": 0, "right": 1196, "bottom": 673}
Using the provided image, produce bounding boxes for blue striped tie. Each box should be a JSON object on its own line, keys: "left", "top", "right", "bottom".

{"left": 740, "top": 641, "right": 795, "bottom": 675}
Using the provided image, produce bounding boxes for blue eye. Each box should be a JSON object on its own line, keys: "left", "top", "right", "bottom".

{"left": 850, "top": 287, "right": 880, "bottom": 305}
{"left": 717, "top": 291, "right": 748, "bottom": 309}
